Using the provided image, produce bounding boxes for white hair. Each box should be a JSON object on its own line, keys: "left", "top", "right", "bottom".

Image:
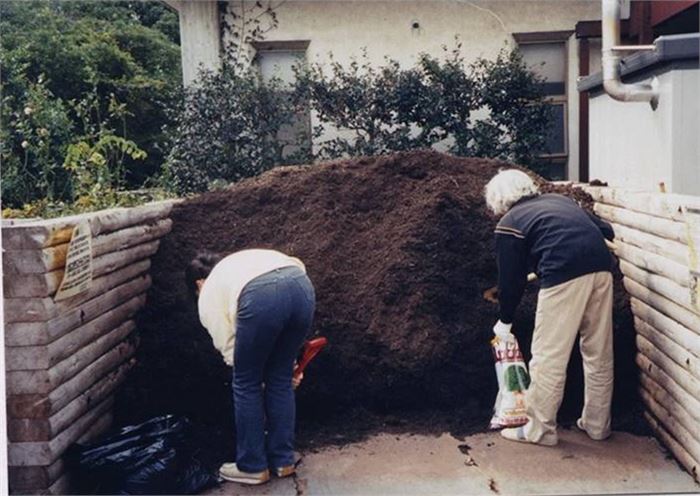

{"left": 484, "top": 169, "right": 539, "bottom": 216}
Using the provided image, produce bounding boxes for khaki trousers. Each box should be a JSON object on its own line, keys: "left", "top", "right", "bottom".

{"left": 523, "top": 271, "right": 614, "bottom": 443}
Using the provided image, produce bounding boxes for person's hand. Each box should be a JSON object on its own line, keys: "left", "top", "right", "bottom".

{"left": 493, "top": 320, "right": 512, "bottom": 337}
{"left": 292, "top": 372, "right": 304, "bottom": 390}
{"left": 483, "top": 286, "right": 499, "bottom": 303}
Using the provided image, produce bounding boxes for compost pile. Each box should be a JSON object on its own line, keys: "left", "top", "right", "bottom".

{"left": 115, "top": 150, "right": 640, "bottom": 462}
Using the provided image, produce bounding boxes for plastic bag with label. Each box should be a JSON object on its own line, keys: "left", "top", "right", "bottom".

{"left": 489, "top": 333, "right": 531, "bottom": 429}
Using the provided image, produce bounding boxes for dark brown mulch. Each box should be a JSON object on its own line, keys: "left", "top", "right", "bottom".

{"left": 114, "top": 150, "right": 644, "bottom": 467}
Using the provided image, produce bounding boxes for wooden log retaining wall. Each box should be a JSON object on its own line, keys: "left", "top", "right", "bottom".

{"left": 3, "top": 201, "right": 175, "bottom": 494}
{"left": 583, "top": 186, "right": 700, "bottom": 481}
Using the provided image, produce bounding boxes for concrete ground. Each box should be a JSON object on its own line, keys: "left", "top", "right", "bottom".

{"left": 205, "top": 428, "right": 699, "bottom": 495}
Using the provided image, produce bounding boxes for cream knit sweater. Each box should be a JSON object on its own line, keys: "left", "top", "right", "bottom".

{"left": 197, "top": 249, "right": 306, "bottom": 366}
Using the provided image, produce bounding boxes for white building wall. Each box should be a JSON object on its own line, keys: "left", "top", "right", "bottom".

{"left": 588, "top": 63, "right": 700, "bottom": 195}
{"left": 567, "top": 33, "right": 580, "bottom": 182}
{"left": 222, "top": 0, "right": 600, "bottom": 175}
{"left": 236, "top": 1, "right": 598, "bottom": 67}
{"left": 671, "top": 66, "right": 700, "bottom": 194}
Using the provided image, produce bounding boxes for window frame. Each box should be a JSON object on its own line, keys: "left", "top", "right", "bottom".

{"left": 252, "top": 40, "right": 311, "bottom": 52}
{"left": 252, "top": 40, "right": 311, "bottom": 85}
{"left": 513, "top": 31, "right": 572, "bottom": 159}
{"left": 251, "top": 40, "right": 313, "bottom": 161}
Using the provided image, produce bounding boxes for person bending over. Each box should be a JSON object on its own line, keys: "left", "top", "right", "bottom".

{"left": 186, "top": 249, "right": 315, "bottom": 484}
{"left": 484, "top": 170, "right": 615, "bottom": 446}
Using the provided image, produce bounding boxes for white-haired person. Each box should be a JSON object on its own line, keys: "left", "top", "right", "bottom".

{"left": 186, "top": 249, "right": 315, "bottom": 485}
{"left": 484, "top": 169, "right": 615, "bottom": 446}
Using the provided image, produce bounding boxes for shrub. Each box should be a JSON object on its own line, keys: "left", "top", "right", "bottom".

{"left": 163, "top": 45, "right": 551, "bottom": 193}
{"left": 0, "top": 0, "right": 181, "bottom": 203}
{"left": 163, "top": 66, "right": 312, "bottom": 195}
{"left": 2, "top": 87, "right": 172, "bottom": 219}
{"left": 470, "top": 49, "right": 552, "bottom": 167}
{"left": 294, "top": 44, "right": 552, "bottom": 169}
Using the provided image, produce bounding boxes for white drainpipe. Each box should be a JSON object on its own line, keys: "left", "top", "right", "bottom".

{"left": 602, "top": 0, "right": 660, "bottom": 109}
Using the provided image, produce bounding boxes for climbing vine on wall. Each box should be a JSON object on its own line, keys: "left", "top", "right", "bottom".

{"left": 220, "top": 0, "right": 285, "bottom": 71}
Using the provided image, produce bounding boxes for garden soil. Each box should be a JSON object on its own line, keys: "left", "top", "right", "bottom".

{"left": 114, "top": 150, "right": 643, "bottom": 467}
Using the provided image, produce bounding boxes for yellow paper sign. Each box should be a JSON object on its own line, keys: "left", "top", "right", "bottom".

{"left": 54, "top": 221, "right": 93, "bottom": 301}
{"left": 683, "top": 206, "right": 700, "bottom": 312}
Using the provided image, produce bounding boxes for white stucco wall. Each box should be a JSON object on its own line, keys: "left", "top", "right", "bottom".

{"left": 174, "top": 0, "right": 222, "bottom": 85}
{"left": 670, "top": 64, "right": 700, "bottom": 194}
{"left": 232, "top": 1, "right": 598, "bottom": 66}
{"left": 588, "top": 62, "right": 700, "bottom": 195}
{"left": 222, "top": 0, "right": 600, "bottom": 176}
{"left": 567, "top": 33, "right": 580, "bottom": 182}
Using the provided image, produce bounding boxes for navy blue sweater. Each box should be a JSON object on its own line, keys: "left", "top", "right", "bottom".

{"left": 495, "top": 193, "right": 614, "bottom": 324}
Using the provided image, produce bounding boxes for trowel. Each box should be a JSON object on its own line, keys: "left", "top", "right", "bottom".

{"left": 293, "top": 337, "right": 328, "bottom": 380}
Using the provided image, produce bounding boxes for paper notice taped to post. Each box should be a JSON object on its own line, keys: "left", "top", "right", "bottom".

{"left": 684, "top": 206, "right": 700, "bottom": 312}
{"left": 54, "top": 221, "right": 93, "bottom": 301}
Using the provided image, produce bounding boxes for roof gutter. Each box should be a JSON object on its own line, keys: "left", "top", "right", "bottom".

{"left": 602, "top": 0, "right": 660, "bottom": 109}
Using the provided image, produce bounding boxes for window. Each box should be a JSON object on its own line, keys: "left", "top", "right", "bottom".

{"left": 256, "top": 49, "right": 305, "bottom": 86}
{"left": 253, "top": 41, "right": 311, "bottom": 161}
{"left": 514, "top": 32, "right": 571, "bottom": 178}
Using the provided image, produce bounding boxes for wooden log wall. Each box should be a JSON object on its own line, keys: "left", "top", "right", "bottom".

{"left": 583, "top": 186, "right": 700, "bottom": 482}
{"left": 3, "top": 201, "right": 175, "bottom": 494}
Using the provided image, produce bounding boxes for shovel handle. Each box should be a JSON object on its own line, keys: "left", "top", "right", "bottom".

{"left": 293, "top": 337, "right": 328, "bottom": 380}
{"left": 605, "top": 239, "right": 618, "bottom": 251}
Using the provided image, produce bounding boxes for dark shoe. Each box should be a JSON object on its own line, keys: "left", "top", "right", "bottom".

{"left": 219, "top": 463, "right": 270, "bottom": 485}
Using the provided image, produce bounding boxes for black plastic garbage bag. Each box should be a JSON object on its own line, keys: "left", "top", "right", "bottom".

{"left": 68, "top": 415, "right": 218, "bottom": 495}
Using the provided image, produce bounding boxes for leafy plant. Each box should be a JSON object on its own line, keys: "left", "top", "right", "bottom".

{"left": 162, "top": 43, "right": 552, "bottom": 194}
{"left": 294, "top": 43, "right": 552, "bottom": 168}
{"left": 163, "top": 66, "right": 311, "bottom": 195}
{"left": 63, "top": 91, "right": 151, "bottom": 211}
{"left": 64, "top": 136, "right": 146, "bottom": 210}
{"left": 471, "top": 49, "right": 552, "bottom": 168}
{"left": 0, "top": 0, "right": 181, "bottom": 201}
{"left": 221, "top": 0, "right": 285, "bottom": 72}
{"left": 1, "top": 89, "right": 167, "bottom": 219}
{"left": 292, "top": 52, "right": 432, "bottom": 158}
{"left": 1, "top": 76, "right": 75, "bottom": 206}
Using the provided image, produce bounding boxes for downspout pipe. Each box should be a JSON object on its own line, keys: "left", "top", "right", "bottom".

{"left": 602, "top": 0, "right": 659, "bottom": 109}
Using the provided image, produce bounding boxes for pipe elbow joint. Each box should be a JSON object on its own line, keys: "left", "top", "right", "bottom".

{"left": 603, "top": 77, "right": 660, "bottom": 110}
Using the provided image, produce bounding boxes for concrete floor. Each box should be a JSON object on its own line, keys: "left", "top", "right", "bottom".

{"left": 205, "top": 428, "right": 699, "bottom": 495}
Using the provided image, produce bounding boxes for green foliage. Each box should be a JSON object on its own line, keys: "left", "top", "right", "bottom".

{"left": 294, "top": 43, "right": 552, "bottom": 168}
{"left": 470, "top": 50, "right": 552, "bottom": 168}
{"left": 163, "top": 66, "right": 312, "bottom": 195}
{"left": 163, "top": 44, "right": 552, "bottom": 194}
{"left": 505, "top": 365, "right": 531, "bottom": 392}
{"left": 0, "top": 0, "right": 181, "bottom": 210}
{"left": 1, "top": 77, "right": 75, "bottom": 206}
{"left": 222, "top": 0, "right": 281, "bottom": 71}
{"left": 2, "top": 87, "right": 173, "bottom": 219}
{"left": 63, "top": 93, "right": 148, "bottom": 211}
{"left": 292, "top": 52, "right": 434, "bottom": 157}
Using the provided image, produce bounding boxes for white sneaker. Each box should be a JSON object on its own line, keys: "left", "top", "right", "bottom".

{"left": 219, "top": 463, "right": 270, "bottom": 485}
{"left": 500, "top": 425, "right": 558, "bottom": 446}
{"left": 576, "top": 418, "right": 611, "bottom": 441}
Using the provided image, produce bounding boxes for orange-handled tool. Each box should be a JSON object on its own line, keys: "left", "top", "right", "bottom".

{"left": 293, "top": 337, "right": 328, "bottom": 380}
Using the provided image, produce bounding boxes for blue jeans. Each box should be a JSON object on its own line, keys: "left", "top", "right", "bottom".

{"left": 233, "top": 266, "right": 315, "bottom": 472}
